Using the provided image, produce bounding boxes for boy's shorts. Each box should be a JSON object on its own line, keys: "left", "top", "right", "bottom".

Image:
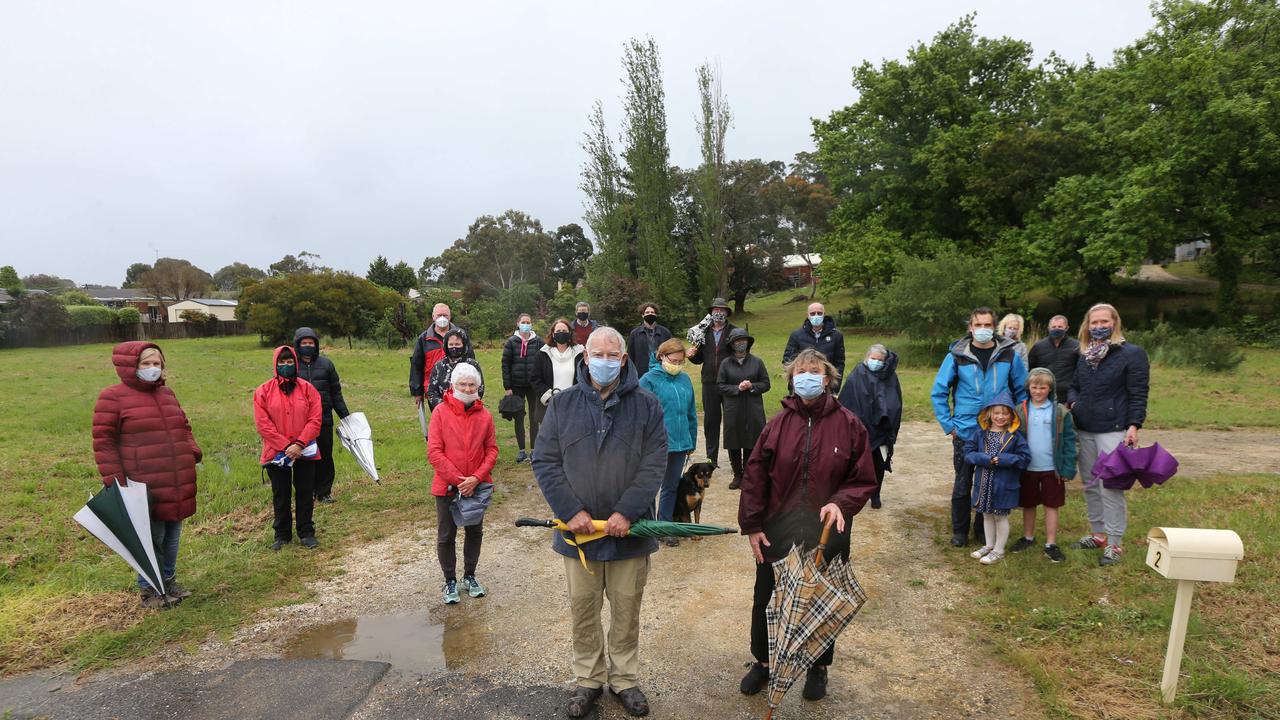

{"left": 1019, "top": 470, "right": 1065, "bottom": 508}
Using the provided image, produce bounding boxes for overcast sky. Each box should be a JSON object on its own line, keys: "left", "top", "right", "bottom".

{"left": 0, "top": 1, "right": 1157, "bottom": 287}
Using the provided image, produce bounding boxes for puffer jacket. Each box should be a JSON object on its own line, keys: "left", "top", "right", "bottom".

{"left": 427, "top": 391, "right": 498, "bottom": 497}
{"left": 837, "top": 350, "right": 903, "bottom": 451}
{"left": 501, "top": 331, "right": 545, "bottom": 390}
{"left": 253, "top": 346, "right": 324, "bottom": 465}
{"left": 739, "top": 393, "right": 877, "bottom": 562}
{"left": 1067, "top": 341, "right": 1150, "bottom": 433}
{"left": 409, "top": 323, "right": 472, "bottom": 398}
{"left": 531, "top": 361, "right": 667, "bottom": 562}
{"left": 292, "top": 327, "right": 350, "bottom": 425}
{"left": 91, "top": 341, "right": 201, "bottom": 522}
{"left": 964, "top": 391, "right": 1031, "bottom": 510}
{"left": 931, "top": 334, "right": 1028, "bottom": 438}
{"left": 782, "top": 316, "right": 847, "bottom": 387}
{"left": 639, "top": 364, "right": 698, "bottom": 453}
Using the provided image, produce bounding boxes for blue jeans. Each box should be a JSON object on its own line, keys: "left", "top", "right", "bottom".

{"left": 657, "top": 452, "right": 689, "bottom": 522}
{"left": 139, "top": 520, "right": 181, "bottom": 590}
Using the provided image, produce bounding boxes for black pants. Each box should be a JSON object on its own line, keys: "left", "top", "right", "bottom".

{"left": 750, "top": 539, "right": 850, "bottom": 666}
{"left": 512, "top": 386, "right": 539, "bottom": 451}
{"left": 268, "top": 461, "right": 316, "bottom": 541}
{"left": 871, "top": 447, "right": 888, "bottom": 502}
{"left": 701, "top": 383, "right": 724, "bottom": 463}
{"left": 435, "top": 495, "right": 483, "bottom": 582}
{"left": 727, "top": 442, "right": 755, "bottom": 478}
{"left": 950, "top": 435, "right": 984, "bottom": 540}
{"left": 313, "top": 423, "right": 336, "bottom": 500}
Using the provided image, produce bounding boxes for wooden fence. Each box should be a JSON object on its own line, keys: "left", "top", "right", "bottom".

{"left": 1, "top": 321, "right": 248, "bottom": 349}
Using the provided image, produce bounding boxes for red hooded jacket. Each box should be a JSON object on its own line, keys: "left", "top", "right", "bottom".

{"left": 91, "top": 341, "right": 202, "bottom": 522}
{"left": 739, "top": 393, "right": 877, "bottom": 559}
{"left": 427, "top": 391, "right": 498, "bottom": 497}
{"left": 253, "top": 346, "right": 324, "bottom": 465}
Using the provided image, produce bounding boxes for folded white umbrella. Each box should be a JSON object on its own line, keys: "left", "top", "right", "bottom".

{"left": 73, "top": 478, "right": 166, "bottom": 595}
{"left": 337, "top": 412, "right": 380, "bottom": 483}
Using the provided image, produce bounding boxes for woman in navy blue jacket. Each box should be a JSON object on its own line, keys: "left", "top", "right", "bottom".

{"left": 1067, "top": 303, "right": 1150, "bottom": 567}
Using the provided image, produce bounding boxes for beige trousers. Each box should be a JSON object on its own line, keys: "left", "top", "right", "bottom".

{"left": 562, "top": 555, "right": 650, "bottom": 690}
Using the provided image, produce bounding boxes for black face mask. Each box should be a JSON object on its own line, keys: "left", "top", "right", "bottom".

{"left": 298, "top": 345, "right": 317, "bottom": 358}
{"left": 553, "top": 331, "right": 573, "bottom": 345}
{"left": 276, "top": 363, "right": 296, "bottom": 378}
{"left": 576, "top": 312, "right": 589, "bottom": 321}
{"left": 643, "top": 314, "right": 657, "bottom": 325}
{"left": 447, "top": 346, "right": 464, "bottom": 359}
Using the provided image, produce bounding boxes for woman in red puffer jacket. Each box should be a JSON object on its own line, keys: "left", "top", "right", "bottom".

{"left": 427, "top": 361, "right": 498, "bottom": 604}
{"left": 253, "top": 345, "right": 323, "bottom": 552}
{"left": 92, "top": 341, "right": 202, "bottom": 608}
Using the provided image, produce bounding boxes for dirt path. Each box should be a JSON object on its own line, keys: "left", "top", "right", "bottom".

{"left": 142, "top": 423, "right": 1279, "bottom": 719}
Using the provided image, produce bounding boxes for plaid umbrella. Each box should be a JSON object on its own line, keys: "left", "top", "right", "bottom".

{"left": 515, "top": 517, "right": 736, "bottom": 572}
{"left": 1090, "top": 442, "right": 1179, "bottom": 490}
{"left": 763, "top": 525, "right": 868, "bottom": 719}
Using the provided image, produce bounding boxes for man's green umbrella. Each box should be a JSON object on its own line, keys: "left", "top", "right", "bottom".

{"left": 516, "top": 517, "right": 736, "bottom": 571}
{"left": 73, "top": 478, "right": 166, "bottom": 595}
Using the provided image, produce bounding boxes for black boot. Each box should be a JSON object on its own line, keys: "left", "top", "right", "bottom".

{"left": 802, "top": 665, "right": 828, "bottom": 701}
{"left": 727, "top": 451, "right": 743, "bottom": 490}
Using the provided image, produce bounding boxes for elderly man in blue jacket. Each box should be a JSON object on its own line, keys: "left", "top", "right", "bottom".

{"left": 532, "top": 326, "right": 666, "bottom": 719}
{"left": 931, "top": 307, "right": 1028, "bottom": 548}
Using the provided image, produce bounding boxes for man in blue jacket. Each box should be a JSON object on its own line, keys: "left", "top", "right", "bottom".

{"left": 532, "top": 326, "right": 666, "bottom": 719}
{"left": 931, "top": 307, "right": 1028, "bottom": 547}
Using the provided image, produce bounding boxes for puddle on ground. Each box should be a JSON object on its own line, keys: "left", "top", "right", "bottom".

{"left": 283, "top": 611, "right": 488, "bottom": 674}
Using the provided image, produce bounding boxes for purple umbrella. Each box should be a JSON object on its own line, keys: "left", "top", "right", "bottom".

{"left": 1091, "top": 443, "right": 1179, "bottom": 490}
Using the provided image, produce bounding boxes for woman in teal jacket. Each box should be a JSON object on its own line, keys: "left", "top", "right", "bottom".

{"left": 639, "top": 338, "right": 699, "bottom": 532}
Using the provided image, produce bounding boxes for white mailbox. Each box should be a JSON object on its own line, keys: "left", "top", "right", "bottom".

{"left": 1146, "top": 527, "right": 1244, "bottom": 583}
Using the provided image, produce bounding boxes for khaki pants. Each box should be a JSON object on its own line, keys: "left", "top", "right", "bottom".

{"left": 563, "top": 555, "right": 650, "bottom": 690}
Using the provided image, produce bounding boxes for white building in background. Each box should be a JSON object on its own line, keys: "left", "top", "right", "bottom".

{"left": 167, "top": 298, "right": 238, "bottom": 322}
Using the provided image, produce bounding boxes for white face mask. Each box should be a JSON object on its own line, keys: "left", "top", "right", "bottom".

{"left": 136, "top": 366, "right": 163, "bottom": 382}
{"left": 453, "top": 389, "right": 479, "bottom": 404}
{"left": 434, "top": 316, "right": 450, "bottom": 329}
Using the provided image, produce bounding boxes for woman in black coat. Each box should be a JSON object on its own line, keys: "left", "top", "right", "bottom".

{"left": 717, "top": 328, "right": 770, "bottom": 489}
{"left": 837, "top": 344, "right": 902, "bottom": 508}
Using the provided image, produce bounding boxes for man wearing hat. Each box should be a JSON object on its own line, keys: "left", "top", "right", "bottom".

{"left": 688, "top": 298, "right": 737, "bottom": 467}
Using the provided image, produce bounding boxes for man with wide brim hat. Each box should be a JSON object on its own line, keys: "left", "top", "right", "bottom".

{"left": 689, "top": 297, "right": 737, "bottom": 468}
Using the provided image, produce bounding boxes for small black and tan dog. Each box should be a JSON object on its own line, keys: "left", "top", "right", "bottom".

{"left": 673, "top": 461, "right": 716, "bottom": 525}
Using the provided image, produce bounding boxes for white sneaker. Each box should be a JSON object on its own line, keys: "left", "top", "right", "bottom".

{"left": 970, "top": 546, "right": 992, "bottom": 559}
{"left": 980, "top": 551, "right": 1004, "bottom": 565}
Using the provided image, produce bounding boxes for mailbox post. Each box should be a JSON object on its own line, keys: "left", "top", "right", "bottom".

{"left": 1145, "top": 527, "right": 1244, "bottom": 704}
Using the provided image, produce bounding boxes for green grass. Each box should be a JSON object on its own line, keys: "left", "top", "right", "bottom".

{"left": 940, "top": 475, "right": 1280, "bottom": 719}
{"left": 1, "top": 289, "right": 1278, "bottom": 674}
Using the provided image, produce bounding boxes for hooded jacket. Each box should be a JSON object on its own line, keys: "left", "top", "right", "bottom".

{"left": 253, "top": 346, "right": 324, "bottom": 465}
{"left": 91, "top": 341, "right": 201, "bottom": 522}
{"left": 963, "top": 391, "right": 1031, "bottom": 510}
{"left": 292, "top": 327, "right": 350, "bottom": 425}
{"left": 931, "top": 334, "right": 1029, "bottom": 438}
{"left": 837, "top": 350, "right": 903, "bottom": 451}
{"left": 639, "top": 361, "right": 698, "bottom": 454}
{"left": 1067, "top": 341, "right": 1150, "bottom": 433}
{"left": 716, "top": 329, "right": 771, "bottom": 450}
{"left": 501, "top": 330, "right": 545, "bottom": 390}
{"left": 531, "top": 360, "right": 667, "bottom": 562}
{"left": 782, "top": 316, "right": 847, "bottom": 388}
{"left": 738, "top": 392, "right": 877, "bottom": 562}
{"left": 427, "top": 391, "right": 499, "bottom": 497}
{"left": 1013, "top": 379, "right": 1078, "bottom": 480}
{"left": 409, "top": 323, "right": 472, "bottom": 398}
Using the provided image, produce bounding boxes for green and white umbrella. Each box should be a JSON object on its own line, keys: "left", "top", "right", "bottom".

{"left": 73, "top": 478, "right": 165, "bottom": 595}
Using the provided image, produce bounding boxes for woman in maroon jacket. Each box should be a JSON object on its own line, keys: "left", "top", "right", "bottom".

{"left": 92, "top": 341, "right": 202, "bottom": 609}
{"left": 737, "top": 348, "right": 877, "bottom": 703}
{"left": 253, "top": 345, "right": 324, "bottom": 551}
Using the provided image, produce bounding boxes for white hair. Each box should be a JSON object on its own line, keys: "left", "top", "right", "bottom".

{"left": 866, "top": 343, "right": 888, "bottom": 359}
{"left": 450, "top": 362, "right": 481, "bottom": 386}
{"left": 586, "top": 326, "right": 625, "bottom": 353}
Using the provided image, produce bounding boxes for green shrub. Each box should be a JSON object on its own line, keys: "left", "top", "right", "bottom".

{"left": 66, "top": 305, "right": 116, "bottom": 327}
{"left": 1130, "top": 322, "right": 1244, "bottom": 373}
{"left": 116, "top": 306, "right": 142, "bottom": 324}
{"left": 866, "top": 250, "right": 996, "bottom": 343}
{"left": 179, "top": 309, "right": 216, "bottom": 326}
{"left": 1232, "top": 314, "right": 1280, "bottom": 348}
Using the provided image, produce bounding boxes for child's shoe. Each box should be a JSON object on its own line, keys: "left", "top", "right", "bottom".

{"left": 970, "top": 546, "right": 993, "bottom": 560}
{"left": 1099, "top": 545, "right": 1123, "bottom": 567}
{"left": 1008, "top": 536, "right": 1037, "bottom": 553}
{"left": 980, "top": 551, "right": 1004, "bottom": 565}
{"left": 1071, "top": 533, "right": 1107, "bottom": 550}
{"left": 1044, "top": 544, "right": 1066, "bottom": 563}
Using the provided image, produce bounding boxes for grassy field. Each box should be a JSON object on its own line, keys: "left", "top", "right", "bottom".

{"left": 0, "top": 288, "right": 1277, "bottom": 680}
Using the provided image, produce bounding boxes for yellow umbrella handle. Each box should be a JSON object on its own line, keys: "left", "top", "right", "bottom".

{"left": 550, "top": 519, "right": 609, "bottom": 574}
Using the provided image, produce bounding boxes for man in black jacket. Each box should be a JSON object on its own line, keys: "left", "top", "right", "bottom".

{"left": 782, "top": 302, "right": 846, "bottom": 391}
{"left": 689, "top": 298, "right": 736, "bottom": 466}
{"left": 626, "top": 301, "right": 672, "bottom": 378}
{"left": 294, "top": 327, "right": 351, "bottom": 504}
{"left": 1027, "top": 315, "right": 1080, "bottom": 389}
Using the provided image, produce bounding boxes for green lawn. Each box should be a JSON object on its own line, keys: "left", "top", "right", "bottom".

{"left": 1, "top": 289, "right": 1277, "bottom": 675}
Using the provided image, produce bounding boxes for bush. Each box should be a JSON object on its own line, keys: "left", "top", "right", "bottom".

{"left": 56, "top": 290, "right": 101, "bottom": 306}
{"left": 179, "top": 309, "right": 216, "bottom": 326}
{"left": 1232, "top": 314, "right": 1280, "bottom": 348}
{"left": 1129, "top": 322, "right": 1244, "bottom": 373}
{"left": 866, "top": 250, "right": 996, "bottom": 345}
{"left": 66, "top": 305, "right": 116, "bottom": 327}
{"left": 116, "top": 306, "right": 142, "bottom": 324}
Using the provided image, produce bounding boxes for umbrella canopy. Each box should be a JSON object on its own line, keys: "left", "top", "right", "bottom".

{"left": 417, "top": 403, "right": 429, "bottom": 439}
{"left": 1091, "top": 442, "right": 1179, "bottom": 490}
{"left": 763, "top": 526, "right": 868, "bottom": 719}
{"left": 336, "top": 412, "right": 379, "bottom": 483}
{"left": 72, "top": 478, "right": 165, "bottom": 595}
{"left": 515, "top": 517, "right": 736, "bottom": 571}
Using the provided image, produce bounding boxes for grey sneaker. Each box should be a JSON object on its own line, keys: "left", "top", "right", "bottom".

{"left": 1009, "top": 536, "right": 1037, "bottom": 553}
{"left": 442, "top": 580, "right": 460, "bottom": 604}
{"left": 1044, "top": 544, "right": 1066, "bottom": 563}
{"left": 1072, "top": 534, "right": 1107, "bottom": 549}
{"left": 461, "top": 575, "right": 486, "bottom": 598}
{"left": 1099, "top": 545, "right": 1123, "bottom": 567}
{"left": 163, "top": 577, "right": 192, "bottom": 601}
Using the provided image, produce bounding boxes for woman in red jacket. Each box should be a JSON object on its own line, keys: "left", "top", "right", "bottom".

{"left": 427, "top": 362, "right": 498, "bottom": 605}
{"left": 253, "top": 346, "right": 323, "bottom": 551}
{"left": 92, "top": 342, "right": 202, "bottom": 609}
{"left": 737, "top": 348, "right": 878, "bottom": 702}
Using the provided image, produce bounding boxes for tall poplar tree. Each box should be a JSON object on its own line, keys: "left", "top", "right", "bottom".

{"left": 694, "top": 61, "right": 732, "bottom": 304}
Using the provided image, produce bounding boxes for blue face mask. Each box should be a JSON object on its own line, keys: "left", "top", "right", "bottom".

{"left": 1048, "top": 328, "right": 1067, "bottom": 339}
{"left": 588, "top": 357, "right": 622, "bottom": 386}
{"left": 518, "top": 323, "right": 532, "bottom": 334}
{"left": 972, "top": 328, "right": 994, "bottom": 343}
{"left": 866, "top": 358, "right": 885, "bottom": 372}
{"left": 792, "top": 372, "right": 825, "bottom": 399}
{"left": 1089, "top": 326, "right": 1113, "bottom": 340}
{"left": 809, "top": 314, "right": 824, "bottom": 327}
